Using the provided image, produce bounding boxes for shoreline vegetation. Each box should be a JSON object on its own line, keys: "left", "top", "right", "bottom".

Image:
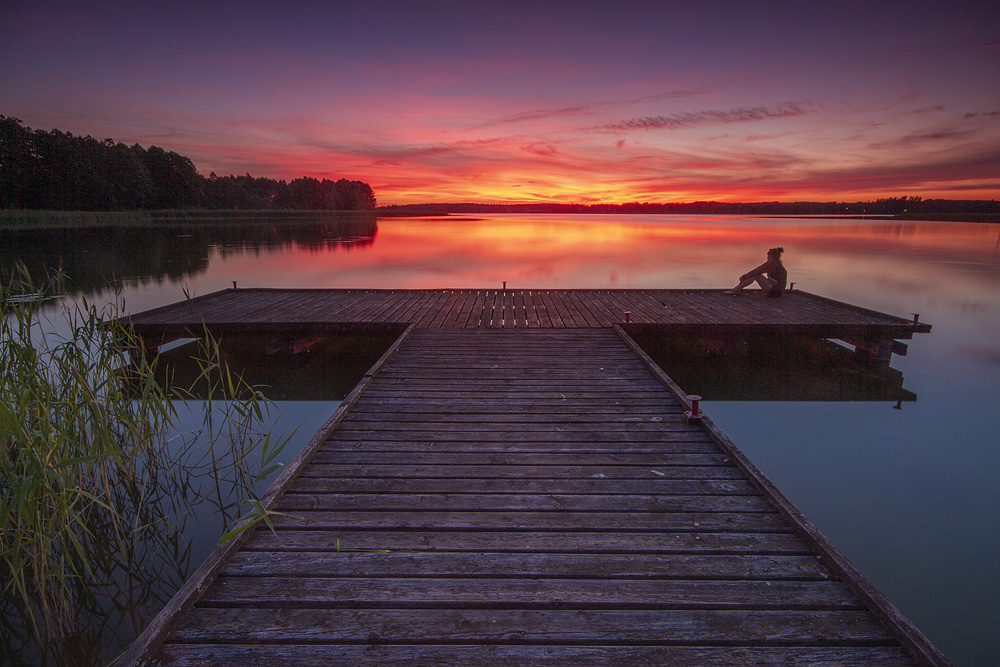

{"left": 0, "top": 209, "right": 403, "bottom": 230}
{"left": 1, "top": 266, "right": 292, "bottom": 664}
{"left": 1, "top": 204, "right": 996, "bottom": 230}
{"left": 381, "top": 199, "right": 1000, "bottom": 222}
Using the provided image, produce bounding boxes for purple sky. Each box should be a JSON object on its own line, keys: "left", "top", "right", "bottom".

{"left": 2, "top": 1, "right": 998, "bottom": 204}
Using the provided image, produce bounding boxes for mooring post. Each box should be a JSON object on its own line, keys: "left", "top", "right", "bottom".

{"left": 685, "top": 395, "right": 703, "bottom": 424}
{"left": 232, "top": 281, "right": 238, "bottom": 290}
{"left": 913, "top": 313, "right": 920, "bottom": 324}
{"left": 624, "top": 310, "right": 631, "bottom": 323}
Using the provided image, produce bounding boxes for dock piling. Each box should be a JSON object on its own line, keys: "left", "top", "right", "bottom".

{"left": 685, "top": 394, "right": 703, "bottom": 423}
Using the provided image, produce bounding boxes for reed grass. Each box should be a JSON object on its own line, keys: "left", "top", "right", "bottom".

{"left": 1, "top": 265, "right": 291, "bottom": 664}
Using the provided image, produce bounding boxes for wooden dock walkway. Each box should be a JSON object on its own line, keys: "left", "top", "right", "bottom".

{"left": 120, "top": 323, "right": 948, "bottom": 665}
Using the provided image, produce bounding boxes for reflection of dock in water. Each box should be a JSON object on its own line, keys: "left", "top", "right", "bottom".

{"left": 634, "top": 334, "right": 917, "bottom": 403}
{"left": 120, "top": 289, "right": 947, "bottom": 666}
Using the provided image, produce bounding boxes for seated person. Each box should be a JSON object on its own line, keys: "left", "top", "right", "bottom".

{"left": 725, "top": 247, "right": 787, "bottom": 297}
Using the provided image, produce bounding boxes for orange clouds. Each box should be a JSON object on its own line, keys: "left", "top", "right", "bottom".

{"left": 179, "top": 96, "right": 996, "bottom": 205}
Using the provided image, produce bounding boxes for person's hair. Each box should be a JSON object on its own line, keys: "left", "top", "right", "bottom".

{"left": 767, "top": 246, "right": 784, "bottom": 258}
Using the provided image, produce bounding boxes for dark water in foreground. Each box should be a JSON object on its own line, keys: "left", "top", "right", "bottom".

{"left": 3, "top": 213, "right": 998, "bottom": 666}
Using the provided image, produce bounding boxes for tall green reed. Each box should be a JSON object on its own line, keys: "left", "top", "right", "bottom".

{"left": 1, "top": 266, "right": 291, "bottom": 664}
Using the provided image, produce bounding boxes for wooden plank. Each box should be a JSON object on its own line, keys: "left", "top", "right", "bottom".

{"left": 375, "top": 290, "right": 423, "bottom": 324}
{"left": 393, "top": 290, "right": 435, "bottom": 324}
{"left": 200, "top": 577, "right": 855, "bottom": 608}
{"left": 266, "top": 510, "right": 789, "bottom": 532}
{"left": 170, "top": 608, "right": 895, "bottom": 644}
{"left": 410, "top": 291, "right": 443, "bottom": 327}
{"left": 274, "top": 493, "right": 775, "bottom": 513}
{"left": 318, "top": 434, "right": 717, "bottom": 448}
{"left": 297, "top": 465, "right": 743, "bottom": 480}
{"left": 336, "top": 408, "right": 692, "bottom": 420}
{"left": 310, "top": 452, "right": 725, "bottom": 466}
{"left": 312, "top": 439, "right": 718, "bottom": 453}
{"left": 529, "top": 291, "right": 551, "bottom": 327}
{"left": 442, "top": 290, "right": 477, "bottom": 328}
{"left": 342, "top": 407, "right": 691, "bottom": 419}
{"left": 424, "top": 291, "right": 460, "bottom": 327}
{"left": 321, "top": 432, "right": 717, "bottom": 446}
{"left": 462, "top": 290, "right": 488, "bottom": 328}
{"left": 155, "top": 644, "right": 917, "bottom": 667}
{"left": 474, "top": 290, "right": 494, "bottom": 327}
{"left": 219, "top": 551, "right": 832, "bottom": 580}
{"left": 328, "top": 420, "right": 709, "bottom": 433}
{"left": 357, "top": 290, "right": 411, "bottom": 323}
{"left": 356, "top": 390, "right": 678, "bottom": 401}
{"left": 287, "top": 477, "right": 758, "bottom": 495}
{"left": 240, "top": 529, "right": 813, "bottom": 554}
{"left": 501, "top": 289, "right": 516, "bottom": 329}
{"left": 539, "top": 290, "right": 564, "bottom": 327}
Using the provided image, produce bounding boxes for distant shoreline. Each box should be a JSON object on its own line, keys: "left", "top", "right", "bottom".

{"left": 380, "top": 199, "right": 999, "bottom": 222}
{"left": 1, "top": 207, "right": 996, "bottom": 230}
{"left": 0, "top": 208, "right": 434, "bottom": 230}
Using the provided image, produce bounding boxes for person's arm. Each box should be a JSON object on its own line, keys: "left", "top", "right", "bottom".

{"left": 741, "top": 260, "right": 771, "bottom": 281}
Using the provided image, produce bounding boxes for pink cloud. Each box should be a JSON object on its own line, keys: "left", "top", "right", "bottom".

{"left": 603, "top": 103, "right": 814, "bottom": 132}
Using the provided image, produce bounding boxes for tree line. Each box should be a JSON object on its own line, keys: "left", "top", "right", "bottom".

{"left": 0, "top": 115, "right": 376, "bottom": 211}
{"left": 385, "top": 196, "right": 998, "bottom": 219}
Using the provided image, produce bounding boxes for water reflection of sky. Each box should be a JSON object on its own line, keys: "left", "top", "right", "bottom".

{"left": 13, "top": 214, "right": 1000, "bottom": 666}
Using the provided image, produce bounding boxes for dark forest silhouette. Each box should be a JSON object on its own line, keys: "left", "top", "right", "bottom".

{"left": 0, "top": 116, "right": 376, "bottom": 212}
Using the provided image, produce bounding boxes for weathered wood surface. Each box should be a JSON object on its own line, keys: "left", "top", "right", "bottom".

{"left": 154, "top": 645, "right": 918, "bottom": 666}
{"left": 145, "top": 328, "right": 940, "bottom": 666}
{"left": 127, "top": 287, "right": 931, "bottom": 338}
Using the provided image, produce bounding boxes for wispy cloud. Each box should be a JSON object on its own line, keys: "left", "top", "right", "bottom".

{"left": 868, "top": 127, "right": 979, "bottom": 150}
{"left": 466, "top": 88, "right": 713, "bottom": 130}
{"left": 602, "top": 102, "right": 813, "bottom": 132}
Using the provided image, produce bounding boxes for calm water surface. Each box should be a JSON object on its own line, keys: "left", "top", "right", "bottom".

{"left": 5, "top": 213, "right": 999, "bottom": 666}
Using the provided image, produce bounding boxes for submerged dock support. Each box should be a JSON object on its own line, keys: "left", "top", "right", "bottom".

{"left": 841, "top": 336, "right": 908, "bottom": 363}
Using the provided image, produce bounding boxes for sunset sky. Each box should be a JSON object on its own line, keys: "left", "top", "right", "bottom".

{"left": 2, "top": 1, "right": 998, "bottom": 205}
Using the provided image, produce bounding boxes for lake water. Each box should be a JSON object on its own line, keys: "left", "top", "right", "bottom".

{"left": 4, "top": 213, "right": 998, "bottom": 666}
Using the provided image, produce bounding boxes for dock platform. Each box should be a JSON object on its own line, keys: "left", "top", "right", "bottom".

{"left": 119, "top": 291, "right": 946, "bottom": 666}
{"left": 129, "top": 287, "right": 929, "bottom": 337}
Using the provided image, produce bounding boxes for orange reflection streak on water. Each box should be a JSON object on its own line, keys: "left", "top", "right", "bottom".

{"left": 205, "top": 215, "right": 771, "bottom": 289}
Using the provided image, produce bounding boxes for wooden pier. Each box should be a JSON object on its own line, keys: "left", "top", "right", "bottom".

{"left": 129, "top": 287, "right": 929, "bottom": 336}
{"left": 119, "top": 289, "right": 946, "bottom": 666}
